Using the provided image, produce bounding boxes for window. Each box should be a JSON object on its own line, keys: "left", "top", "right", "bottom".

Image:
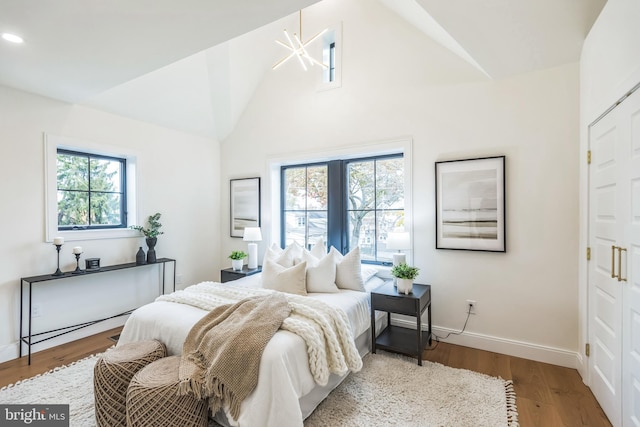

{"left": 281, "top": 154, "right": 404, "bottom": 263}
{"left": 320, "top": 25, "right": 342, "bottom": 90}
{"left": 56, "top": 149, "right": 126, "bottom": 230}
{"left": 282, "top": 163, "right": 328, "bottom": 249}
{"left": 346, "top": 156, "right": 405, "bottom": 262}
{"left": 329, "top": 42, "right": 336, "bottom": 82}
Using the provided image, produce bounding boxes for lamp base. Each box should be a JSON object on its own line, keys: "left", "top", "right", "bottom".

{"left": 392, "top": 253, "right": 406, "bottom": 266}
{"left": 247, "top": 243, "right": 258, "bottom": 269}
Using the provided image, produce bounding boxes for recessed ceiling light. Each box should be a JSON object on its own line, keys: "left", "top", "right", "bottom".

{"left": 2, "top": 33, "right": 24, "bottom": 44}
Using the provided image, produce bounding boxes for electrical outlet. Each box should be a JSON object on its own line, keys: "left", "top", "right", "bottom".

{"left": 176, "top": 274, "right": 183, "bottom": 285}
{"left": 31, "top": 304, "right": 43, "bottom": 318}
{"left": 466, "top": 299, "right": 476, "bottom": 315}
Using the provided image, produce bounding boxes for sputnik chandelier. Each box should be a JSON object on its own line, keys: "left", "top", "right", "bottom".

{"left": 273, "top": 10, "right": 328, "bottom": 71}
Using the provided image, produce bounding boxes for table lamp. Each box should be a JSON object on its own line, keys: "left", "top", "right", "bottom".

{"left": 243, "top": 227, "right": 262, "bottom": 269}
{"left": 386, "top": 231, "right": 411, "bottom": 266}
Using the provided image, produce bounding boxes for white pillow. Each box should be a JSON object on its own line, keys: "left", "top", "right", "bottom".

{"left": 261, "top": 259, "right": 307, "bottom": 296}
{"left": 285, "top": 241, "right": 304, "bottom": 265}
{"left": 301, "top": 250, "right": 339, "bottom": 293}
{"left": 361, "top": 265, "right": 379, "bottom": 283}
{"left": 263, "top": 244, "right": 294, "bottom": 268}
{"left": 331, "top": 246, "right": 366, "bottom": 292}
{"left": 309, "top": 238, "right": 326, "bottom": 259}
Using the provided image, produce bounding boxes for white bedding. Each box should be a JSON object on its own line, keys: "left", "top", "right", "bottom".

{"left": 118, "top": 273, "right": 385, "bottom": 427}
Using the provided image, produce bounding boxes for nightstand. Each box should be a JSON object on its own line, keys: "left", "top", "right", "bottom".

{"left": 220, "top": 266, "right": 262, "bottom": 283}
{"left": 370, "top": 281, "right": 432, "bottom": 365}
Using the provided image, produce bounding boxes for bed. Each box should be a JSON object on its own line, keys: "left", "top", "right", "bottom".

{"left": 118, "top": 270, "right": 387, "bottom": 427}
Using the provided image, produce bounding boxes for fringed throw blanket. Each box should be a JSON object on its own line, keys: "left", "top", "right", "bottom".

{"left": 157, "top": 282, "right": 363, "bottom": 388}
{"left": 178, "top": 293, "right": 290, "bottom": 420}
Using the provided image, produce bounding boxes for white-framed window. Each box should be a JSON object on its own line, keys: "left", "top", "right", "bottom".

{"left": 44, "top": 134, "right": 139, "bottom": 242}
{"left": 318, "top": 23, "right": 342, "bottom": 91}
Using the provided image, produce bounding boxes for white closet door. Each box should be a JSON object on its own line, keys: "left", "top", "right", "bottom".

{"left": 589, "top": 106, "right": 624, "bottom": 427}
{"left": 622, "top": 89, "right": 640, "bottom": 427}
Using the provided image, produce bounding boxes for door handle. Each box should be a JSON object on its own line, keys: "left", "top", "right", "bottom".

{"left": 611, "top": 245, "right": 618, "bottom": 279}
{"left": 618, "top": 247, "right": 627, "bottom": 282}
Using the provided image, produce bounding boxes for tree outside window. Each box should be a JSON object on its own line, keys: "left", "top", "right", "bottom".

{"left": 57, "top": 149, "right": 126, "bottom": 230}
{"left": 281, "top": 154, "right": 404, "bottom": 263}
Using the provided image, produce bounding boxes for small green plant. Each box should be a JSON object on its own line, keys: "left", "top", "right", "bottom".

{"left": 130, "top": 212, "right": 164, "bottom": 238}
{"left": 228, "top": 250, "right": 248, "bottom": 260}
{"left": 390, "top": 263, "right": 419, "bottom": 280}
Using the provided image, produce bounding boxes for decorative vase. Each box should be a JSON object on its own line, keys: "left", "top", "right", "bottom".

{"left": 397, "top": 278, "right": 413, "bottom": 295}
{"left": 231, "top": 259, "right": 243, "bottom": 271}
{"left": 136, "top": 247, "right": 146, "bottom": 265}
{"left": 146, "top": 238, "right": 157, "bottom": 264}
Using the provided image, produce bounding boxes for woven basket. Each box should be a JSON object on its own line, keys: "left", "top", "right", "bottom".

{"left": 126, "top": 356, "right": 208, "bottom": 427}
{"left": 94, "top": 340, "right": 167, "bottom": 427}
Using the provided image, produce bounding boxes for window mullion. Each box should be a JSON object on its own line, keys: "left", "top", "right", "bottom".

{"left": 87, "top": 155, "right": 92, "bottom": 226}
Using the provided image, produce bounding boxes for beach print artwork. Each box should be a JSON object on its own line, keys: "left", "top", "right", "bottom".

{"left": 441, "top": 169, "right": 498, "bottom": 240}
{"left": 435, "top": 156, "right": 505, "bottom": 252}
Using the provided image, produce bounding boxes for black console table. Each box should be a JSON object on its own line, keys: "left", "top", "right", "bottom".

{"left": 19, "top": 257, "right": 176, "bottom": 364}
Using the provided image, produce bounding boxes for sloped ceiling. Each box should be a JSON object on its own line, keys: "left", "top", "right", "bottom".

{"left": 0, "top": 0, "right": 606, "bottom": 140}
{"left": 0, "top": 0, "right": 319, "bottom": 102}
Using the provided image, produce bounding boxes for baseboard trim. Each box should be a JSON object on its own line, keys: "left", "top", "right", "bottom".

{"left": 0, "top": 317, "right": 126, "bottom": 364}
{"left": 0, "top": 343, "right": 18, "bottom": 364}
{"left": 393, "top": 317, "right": 580, "bottom": 369}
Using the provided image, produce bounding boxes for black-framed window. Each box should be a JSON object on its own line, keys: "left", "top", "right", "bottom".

{"left": 56, "top": 149, "right": 127, "bottom": 230}
{"left": 281, "top": 153, "right": 404, "bottom": 264}
{"left": 329, "top": 42, "right": 336, "bottom": 82}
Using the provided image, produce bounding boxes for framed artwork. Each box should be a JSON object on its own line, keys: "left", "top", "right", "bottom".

{"left": 435, "top": 156, "right": 506, "bottom": 252}
{"left": 230, "top": 177, "right": 261, "bottom": 238}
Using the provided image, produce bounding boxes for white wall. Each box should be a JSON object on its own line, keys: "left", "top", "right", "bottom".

{"left": 578, "top": 0, "right": 640, "bottom": 378}
{"left": 221, "top": 0, "right": 581, "bottom": 367}
{"left": 0, "top": 85, "right": 221, "bottom": 363}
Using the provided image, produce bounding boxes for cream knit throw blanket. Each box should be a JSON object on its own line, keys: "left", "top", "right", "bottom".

{"left": 178, "top": 293, "right": 290, "bottom": 421}
{"left": 157, "top": 282, "right": 363, "bottom": 386}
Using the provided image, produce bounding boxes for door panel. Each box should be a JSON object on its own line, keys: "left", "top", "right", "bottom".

{"left": 590, "top": 109, "right": 623, "bottom": 427}
{"left": 623, "top": 91, "right": 640, "bottom": 426}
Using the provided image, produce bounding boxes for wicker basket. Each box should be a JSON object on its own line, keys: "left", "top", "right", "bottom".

{"left": 94, "top": 340, "right": 167, "bottom": 427}
{"left": 126, "top": 356, "right": 208, "bottom": 427}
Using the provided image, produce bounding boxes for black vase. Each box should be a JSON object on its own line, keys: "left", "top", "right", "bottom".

{"left": 136, "top": 246, "right": 146, "bottom": 265}
{"left": 146, "top": 237, "right": 157, "bottom": 264}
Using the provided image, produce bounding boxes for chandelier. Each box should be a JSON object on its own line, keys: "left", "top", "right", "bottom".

{"left": 273, "top": 10, "right": 328, "bottom": 71}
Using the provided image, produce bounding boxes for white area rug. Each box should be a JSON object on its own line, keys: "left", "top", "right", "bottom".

{"left": 0, "top": 351, "right": 518, "bottom": 427}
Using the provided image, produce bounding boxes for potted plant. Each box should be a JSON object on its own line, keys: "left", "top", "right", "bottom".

{"left": 229, "top": 250, "right": 248, "bottom": 271}
{"left": 391, "top": 263, "right": 420, "bottom": 295}
{"left": 130, "top": 212, "right": 164, "bottom": 263}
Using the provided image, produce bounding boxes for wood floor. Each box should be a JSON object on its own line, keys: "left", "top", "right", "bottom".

{"left": 0, "top": 329, "right": 611, "bottom": 427}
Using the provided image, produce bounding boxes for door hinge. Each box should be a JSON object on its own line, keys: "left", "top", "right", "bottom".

{"left": 587, "top": 150, "right": 592, "bottom": 164}
{"left": 586, "top": 343, "right": 590, "bottom": 357}
{"left": 587, "top": 247, "right": 591, "bottom": 261}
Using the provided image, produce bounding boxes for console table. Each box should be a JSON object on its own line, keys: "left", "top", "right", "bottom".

{"left": 19, "top": 257, "right": 176, "bottom": 365}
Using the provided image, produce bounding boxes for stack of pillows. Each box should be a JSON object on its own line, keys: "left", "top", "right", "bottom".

{"left": 261, "top": 240, "right": 378, "bottom": 296}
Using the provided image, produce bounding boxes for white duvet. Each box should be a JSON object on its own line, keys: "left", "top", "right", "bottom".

{"left": 118, "top": 274, "right": 377, "bottom": 427}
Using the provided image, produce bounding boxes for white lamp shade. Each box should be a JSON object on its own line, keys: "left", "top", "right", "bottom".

{"left": 386, "top": 232, "right": 410, "bottom": 251}
{"left": 243, "top": 227, "right": 262, "bottom": 242}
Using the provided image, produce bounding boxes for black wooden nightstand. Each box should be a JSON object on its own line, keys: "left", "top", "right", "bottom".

{"left": 371, "top": 281, "right": 432, "bottom": 365}
{"left": 220, "top": 266, "right": 262, "bottom": 283}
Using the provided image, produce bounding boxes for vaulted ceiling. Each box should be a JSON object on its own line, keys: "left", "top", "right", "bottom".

{"left": 0, "top": 0, "right": 606, "bottom": 140}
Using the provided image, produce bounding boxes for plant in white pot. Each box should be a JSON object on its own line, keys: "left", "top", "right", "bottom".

{"left": 391, "top": 263, "right": 420, "bottom": 295}
{"left": 228, "top": 250, "right": 248, "bottom": 271}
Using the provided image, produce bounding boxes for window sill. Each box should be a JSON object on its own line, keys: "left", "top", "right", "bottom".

{"left": 47, "top": 228, "right": 141, "bottom": 243}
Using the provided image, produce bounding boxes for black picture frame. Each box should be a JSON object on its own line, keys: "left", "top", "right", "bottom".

{"left": 230, "top": 177, "right": 261, "bottom": 238}
{"left": 435, "top": 156, "right": 506, "bottom": 252}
